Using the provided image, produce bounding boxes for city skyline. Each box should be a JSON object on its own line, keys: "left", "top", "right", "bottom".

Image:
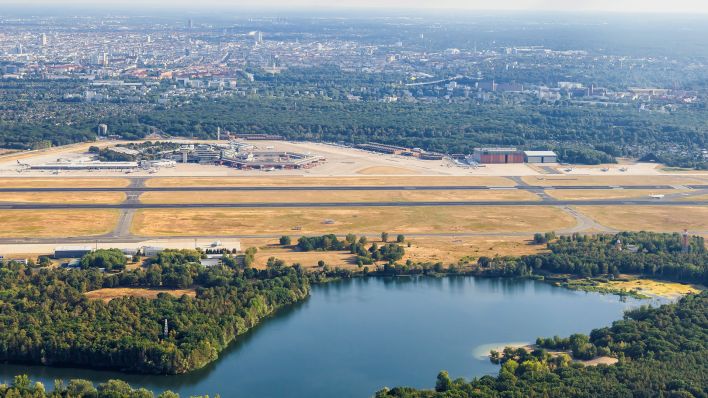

{"left": 4, "top": 0, "right": 708, "bottom": 13}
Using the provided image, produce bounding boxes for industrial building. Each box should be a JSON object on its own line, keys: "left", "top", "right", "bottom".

{"left": 357, "top": 143, "right": 444, "bottom": 160}
{"left": 472, "top": 148, "right": 525, "bottom": 164}
{"left": 233, "top": 134, "right": 284, "bottom": 140}
{"left": 54, "top": 246, "right": 93, "bottom": 259}
{"left": 220, "top": 151, "right": 325, "bottom": 170}
{"left": 357, "top": 142, "right": 409, "bottom": 155}
{"left": 524, "top": 150, "right": 558, "bottom": 163}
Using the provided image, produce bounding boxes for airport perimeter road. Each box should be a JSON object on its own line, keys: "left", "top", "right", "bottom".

{"left": 0, "top": 199, "right": 707, "bottom": 210}
{"left": 0, "top": 185, "right": 705, "bottom": 192}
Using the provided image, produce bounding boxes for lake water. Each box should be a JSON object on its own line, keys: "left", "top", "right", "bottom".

{"left": 0, "top": 276, "right": 661, "bottom": 397}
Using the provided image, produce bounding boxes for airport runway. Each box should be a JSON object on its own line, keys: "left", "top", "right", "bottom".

{"left": 0, "top": 184, "right": 705, "bottom": 192}
{"left": 0, "top": 199, "right": 706, "bottom": 210}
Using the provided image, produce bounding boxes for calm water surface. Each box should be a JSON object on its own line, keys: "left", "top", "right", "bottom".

{"left": 0, "top": 277, "right": 661, "bottom": 397}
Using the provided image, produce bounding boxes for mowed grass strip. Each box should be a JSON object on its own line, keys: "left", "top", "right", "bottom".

{"left": 144, "top": 175, "right": 516, "bottom": 188}
{"left": 0, "top": 178, "right": 130, "bottom": 188}
{"left": 522, "top": 175, "right": 708, "bottom": 186}
{"left": 0, "top": 192, "right": 125, "bottom": 204}
{"left": 139, "top": 189, "right": 540, "bottom": 204}
{"left": 574, "top": 206, "right": 708, "bottom": 232}
{"left": 0, "top": 210, "right": 120, "bottom": 238}
{"left": 545, "top": 189, "right": 688, "bottom": 201}
{"left": 130, "top": 206, "right": 575, "bottom": 236}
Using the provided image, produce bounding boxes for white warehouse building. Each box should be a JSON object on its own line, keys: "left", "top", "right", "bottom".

{"left": 524, "top": 151, "right": 558, "bottom": 163}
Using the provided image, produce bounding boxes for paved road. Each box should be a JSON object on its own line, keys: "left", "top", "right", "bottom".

{"left": 0, "top": 184, "right": 700, "bottom": 192}
{"left": 0, "top": 199, "right": 706, "bottom": 210}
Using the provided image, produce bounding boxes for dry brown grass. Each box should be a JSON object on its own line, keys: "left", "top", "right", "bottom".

{"left": 0, "top": 210, "right": 120, "bottom": 238}
{"left": 131, "top": 206, "right": 575, "bottom": 237}
{"left": 355, "top": 166, "right": 419, "bottom": 175}
{"left": 602, "top": 279, "right": 703, "bottom": 299}
{"left": 404, "top": 236, "right": 547, "bottom": 264}
{"left": 139, "top": 189, "right": 539, "bottom": 204}
{"left": 575, "top": 206, "right": 708, "bottom": 232}
{"left": 247, "top": 235, "right": 546, "bottom": 270}
{"left": 84, "top": 287, "right": 196, "bottom": 303}
{"left": 0, "top": 192, "right": 125, "bottom": 204}
{"left": 523, "top": 175, "right": 707, "bottom": 186}
{"left": 253, "top": 246, "right": 356, "bottom": 269}
{"left": 0, "top": 178, "right": 130, "bottom": 188}
{"left": 145, "top": 175, "right": 515, "bottom": 188}
{"left": 545, "top": 189, "right": 687, "bottom": 201}
{"left": 0, "top": 142, "right": 114, "bottom": 163}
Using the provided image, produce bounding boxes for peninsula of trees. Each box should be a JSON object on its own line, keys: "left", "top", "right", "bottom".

{"left": 0, "top": 250, "right": 309, "bottom": 374}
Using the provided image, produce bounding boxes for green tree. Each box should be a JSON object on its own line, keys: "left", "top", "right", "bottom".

{"left": 435, "top": 371, "right": 452, "bottom": 392}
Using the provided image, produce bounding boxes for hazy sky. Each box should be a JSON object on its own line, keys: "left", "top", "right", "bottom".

{"left": 6, "top": 0, "right": 708, "bottom": 13}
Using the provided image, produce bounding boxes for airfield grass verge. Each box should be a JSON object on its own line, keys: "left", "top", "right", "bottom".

{"left": 0, "top": 178, "right": 130, "bottom": 189}
{"left": 139, "top": 189, "right": 540, "bottom": 204}
{"left": 522, "top": 175, "right": 707, "bottom": 186}
{"left": 144, "top": 175, "right": 516, "bottom": 188}
{"left": 0, "top": 192, "right": 125, "bottom": 204}
{"left": 545, "top": 189, "right": 688, "bottom": 201}
{"left": 574, "top": 206, "right": 708, "bottom": 232}
{"left": 0, "top": 209, "right": 120, "bottom": 238}
{"left": 130, "top": 206, "right": 575, "bottom": 237}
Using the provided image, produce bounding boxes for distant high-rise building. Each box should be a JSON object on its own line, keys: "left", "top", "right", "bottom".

{"left": 146, "top": 34, "right": 152, "bottom": 44}
{"left": 101, "top": 52, "right": 109, "bottom": 66}
{"left": 256, "top": 31, "right": 263, "bottom": 44}
{"left": 40, "top": 33, "right": 47, "bottom": 46}
{"left": 14, "top": 43, "right": 23, "bottom": 55}
{"left": 188, "top": 19, "right": 193, "bottom": 29}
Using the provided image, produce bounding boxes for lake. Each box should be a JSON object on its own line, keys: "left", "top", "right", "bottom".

{"left": 0, "top": 276, "right": 661, "bottom": 397}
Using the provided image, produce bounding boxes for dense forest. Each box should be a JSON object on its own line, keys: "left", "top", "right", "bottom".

{"left": 1, "top": 92, "right": 706, "bottom": 167}
{"left": 376, "top": 291, "right": 707, "bottom": 398}
{"left": 0, "top": 376, "right": 190, "bottom": 398}
{"left": 0, "top": 250, "right": 309, "bottom": 374}
{"left": 472, "top": 232, "right": 708, "bottom": 285}
{"left": 138, "top": 97, "right": 707, "bottom": 167}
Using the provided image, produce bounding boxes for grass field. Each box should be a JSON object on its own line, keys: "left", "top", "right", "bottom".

{"left": 522, "top": 175, "right": 708, "bottom": 186}
{"left": 0, "top": 178, "right": 130, "bottom": 188}
{"left": 575, "top": 206, "right": 708, "bottom": 232}
{"left": 0, "top": 210, "right": 119, "bottom": 238}
{"left": 247, "top": 235, "right": 546, "bottom": 269}
{"left": 0, "top": 192, "right": 125, "bottom": 204}
{"left": 545, "top": 189, "right": 687, "bottom": 201}
{"left": 144, "top": 175, "right": 515, "bottom": 188}
{"left": 139, "top": 189, "right": 540, "bottom": 204}
{"left": 131, "top": 206, "right": 575, "bottom": 236}
{"left": 84, "top": 287, "right": 196, "bottom": 303}
{"left": 404, "top": 236, "right": 547, "bottom": 264}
